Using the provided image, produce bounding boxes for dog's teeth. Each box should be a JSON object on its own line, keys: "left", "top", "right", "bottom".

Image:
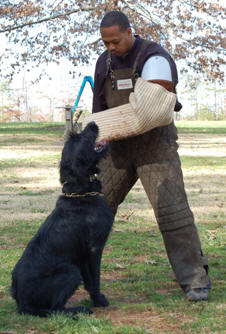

{"left": 94, "top": 139, "right": 106, "bottom": 152}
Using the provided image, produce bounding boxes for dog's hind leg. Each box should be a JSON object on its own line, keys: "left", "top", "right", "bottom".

{"left": 47, "top": 264, "right": 93, "bottom": 317}
{"left": 80, "top": 248, "right": 109, "bottom": 307}
{"left": 42, "top": 264, "right": 92, "bottom": 315}
{"left": 21, "top": 264, "right": 92, "bottom": 317}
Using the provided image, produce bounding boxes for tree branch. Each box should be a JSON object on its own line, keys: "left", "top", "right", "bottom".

{"left": 86, "top": 37, "right": 102, "bottom": 46}
{"left": 120, "top": 0, "right": 167, "bottom": 41}
{"left": 0, "top": 6, "right": 95, "bottom": 33}
{"left": 120, "top": 0, "right": 161, "bottom": 26}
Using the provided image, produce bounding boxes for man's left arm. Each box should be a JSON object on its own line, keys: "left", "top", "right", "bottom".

{"left": 141, "top": 55, "right": 182, "bottom": 111}
{"left": 141, "top": 55, "right": 174, "bottom": 92}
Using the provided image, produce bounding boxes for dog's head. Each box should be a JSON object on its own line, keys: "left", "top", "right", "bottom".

{"left": 60, "top": 122, "right": 107, "bottom": 189}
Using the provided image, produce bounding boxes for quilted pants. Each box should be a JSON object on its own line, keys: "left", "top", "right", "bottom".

{"left": 99, "top": 122, "right": 210, "bottom": 290}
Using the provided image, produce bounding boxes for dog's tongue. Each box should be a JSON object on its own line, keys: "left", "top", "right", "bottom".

{"left": 95, "top": 139, "right": 106, "bottom": 150}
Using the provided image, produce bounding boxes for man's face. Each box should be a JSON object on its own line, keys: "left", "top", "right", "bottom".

{"left": 100, "top": 25, "right": 134, "bottom": 57}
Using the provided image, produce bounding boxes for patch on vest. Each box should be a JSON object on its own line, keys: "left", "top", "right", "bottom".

{"left": 117, "top": 79, "right": 133, "bottom": 90}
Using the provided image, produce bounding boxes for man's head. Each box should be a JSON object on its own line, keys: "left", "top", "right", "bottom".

{"left": 100, "top": 11, "right": 134, "bottom": 57}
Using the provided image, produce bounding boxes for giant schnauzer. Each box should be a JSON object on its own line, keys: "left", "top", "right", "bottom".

{"left": 11, "top": 122, "right": 114, "bottom": 318}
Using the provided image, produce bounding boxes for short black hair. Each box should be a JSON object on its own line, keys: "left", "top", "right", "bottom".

{"left": 100, "top": 11, "right": 130, "bottom": 32}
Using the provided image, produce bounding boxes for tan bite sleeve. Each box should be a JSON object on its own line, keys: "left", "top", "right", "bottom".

{"left": 82, "top": 78, "right": 176, "bottom": 141}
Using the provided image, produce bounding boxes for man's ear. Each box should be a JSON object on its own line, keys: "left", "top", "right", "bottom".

{"left": 127, "top": 27, "right": 133, "bottom": 37}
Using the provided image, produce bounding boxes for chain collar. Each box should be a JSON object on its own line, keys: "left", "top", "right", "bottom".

{"left": 63, "top": 192, "right": 104, "bottom": 198}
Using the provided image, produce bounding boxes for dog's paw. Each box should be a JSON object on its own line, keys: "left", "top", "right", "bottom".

{"left": 92, "top": 293, "right": 109, "bottom": 307}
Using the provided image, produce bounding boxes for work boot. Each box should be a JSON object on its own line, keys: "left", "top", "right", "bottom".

{"left": 185, "top": 287, "right": 209, "bottom": 301}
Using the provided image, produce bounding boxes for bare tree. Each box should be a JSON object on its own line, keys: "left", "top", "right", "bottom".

{"left": 0, "top": 0, "right": 225, "bottom": 82}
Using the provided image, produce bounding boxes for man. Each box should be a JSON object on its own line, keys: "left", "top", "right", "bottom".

{"left": 92, "top": 10, "right": 211, "bottom": 301}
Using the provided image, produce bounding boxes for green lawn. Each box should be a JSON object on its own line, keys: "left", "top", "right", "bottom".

{"left": 0, "top": 121, "right": 225, "bottom": 333}
{"left": 175, "top": 120, "right": 226, "bottom": 134}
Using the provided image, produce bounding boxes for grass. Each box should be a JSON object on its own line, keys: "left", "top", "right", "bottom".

{"left": 0, "top": 120, "right": 226, "bottom": 333}
{"left": 180, "top": 156, "right": 226, "bottom": 169}
{"left": 0, "top": 121, "right": 65, "bottom": 135}
{"left": 175, "top": 120, "right": 226, "bottom": 134}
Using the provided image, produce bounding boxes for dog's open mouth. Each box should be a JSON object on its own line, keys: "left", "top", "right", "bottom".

{"left": 94, "top": 139, "right": 107, "bottom": 152}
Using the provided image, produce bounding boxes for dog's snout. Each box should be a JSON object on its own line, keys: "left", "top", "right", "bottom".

{"left": 85, "top": 121, "right": 98, "bottom": 133}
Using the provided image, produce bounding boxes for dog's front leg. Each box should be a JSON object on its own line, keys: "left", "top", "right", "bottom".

{"left": 81, "top": 248, "right": 109, "bottom": 307}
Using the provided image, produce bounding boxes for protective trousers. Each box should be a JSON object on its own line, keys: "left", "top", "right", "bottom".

{"left": 99, "top": 122, "right": 210, "bottom": 290}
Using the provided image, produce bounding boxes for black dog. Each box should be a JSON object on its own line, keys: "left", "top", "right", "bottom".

{"left": 11, "top": 122, "right": 114, "bottom": 317}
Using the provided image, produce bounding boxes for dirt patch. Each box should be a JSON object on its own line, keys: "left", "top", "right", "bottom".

{"left": 102, "top": 271, "right": 128, "bottom": 282}
{"left": 178, "top": 134, "right": 226, "bottom": 157}
{"left": 94, "top": 307, "right": 196, "bottom": 333}
{"left": 66, "top": 288, "right": 90, "bottom": 306}
{"left": 66, "top": 289, "right": 195, "bottom": 333}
